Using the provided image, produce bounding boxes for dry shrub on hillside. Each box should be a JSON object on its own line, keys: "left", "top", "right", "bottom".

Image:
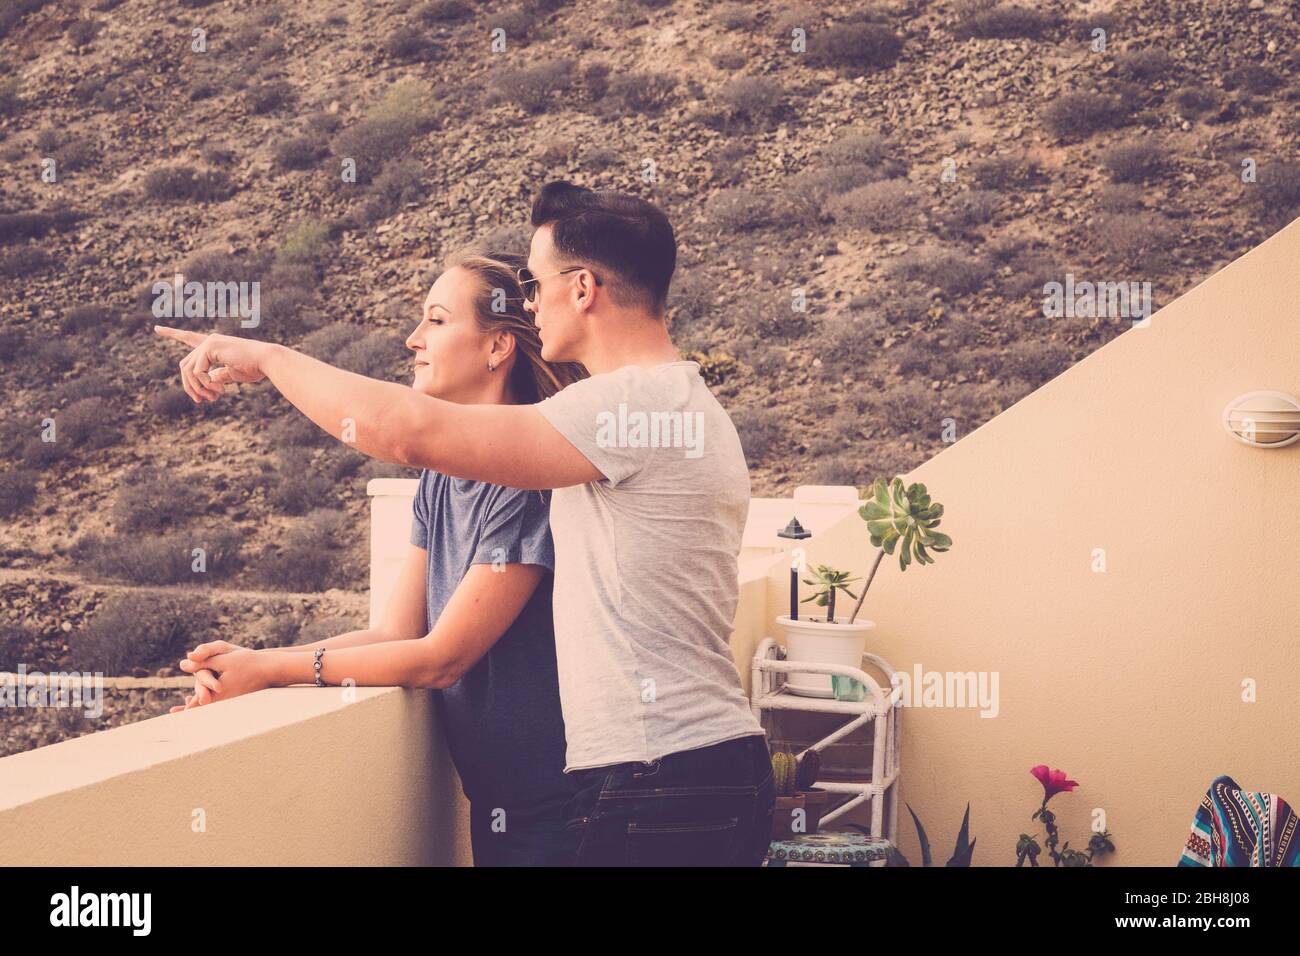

{"left": 812, "top": 312, "right": 885, "bottom": 381}
{"left": 607, "top": 71, "right": 677, "bottom": 115}
{"left": 1071, "top": 12, "right": 1122, "bottom": 40}
{"left": 824, "top": 179, "right": 917, "bottom": 232}
{"left": 807, "top": 20, "right": 903, "bottom": 72}
{"left": 730, "top": 406, "right": 786, "bottom": 466}
{"left": 245, "top": 79, "right": 296, "bottom": 115}
{"left": 986, "top": 238, "right": 1061, "bottom": 298}
{"left": 730, "top": 283, "right": 813, "bottom": 342}
{"left": 1042, "top": 92, "right": 1129, "bottom": 140}
{"left": 1116, "top": 47, "right": 1175, "bottom": 81}
{"left": 384, "top": 28, "right": 442, "bottom": 64}
{"left": 35, "top": 129, "right": 97, "bottom": 173}
{"left": 68, "top": 594, "right": 199, "bottom": 674}
{"left": 1172, "top": 85, "right": 1220, "bottom": 119}
{"left": 112, "top": 466, "right": 206, "bottom": 533}
{"left": 268, "top": 449, "right": 334, "bottom": 516}
{"left": 0, "top": 78, "right": 21, "bottom": 117}
{"left": 58, "top": 398, "right": 122, "bottom": 451}
{"left": 787, "top": 165, "right": 884, "bottom": 222}
{"left": 0, "top": 245, "right": 52, "bottom": 278}
{"left": 0, "top": 0, "right": 52, "bottom": 40}
{"left": 667, "top": 269, "right": 714, "bottom": 329}
{"left": 717, "top": 76, "right": 785, "bottom": 124}
{"left": 951, "top": 2, "right": 1055, "bottom": 40}
{"left": 75, "top": 531, "right": 242, "bottom": 587}
{"left": 355, "top": 158, "right": 426, "bottom": 225}
{"left": 0, "top": 470, "right": 38, "bottom": 517}
{"left": 969, "top": 154, "right": 1040, "bottom": 190}
{"left": 1252, "top": 160, "right": 1300, "bottom": 226}
{"left": 335, "top": 332, "right": 407, "bottom": 378}
{"left": 414, "top": 0, "right": 474, "bottom": 23}
{"left": 67, "top": 18, "right": 103, "bottom": 47}
{"left": 490, "top": 59, "right": 574, "bottom": 114}
{"left": 1100, "top": 140, "right": 1167, "bottom": 183}
{"left": 939, "top": 188, "right": 1002, "bottom": 231}
{"left": 1222, "top": 64, "right": 1282, "bottom": 95}
{"left": 333, "top": 82, "right": 434, "bottom": 185}
{"left": 257, "top": 516, "right": 346, "bottom": 592}
{"left": 0, "top": 206, "right": 85, "bottom": 244}
{"left": 274, "top": 136, "right": 327, "bottom": 172}
{"left": 999, "top": 337, "right": 1072, "bottom": 383}
{"left": 704, "top": 189, "right": 772, "bottom": 232}
{"left": 887, "top": 247, "right": 992, "bottom": 297}
{"left": 1093, "top": 211, "right": 1179, "bottom": 267}
{"left": 143, "top": 165, "right": 234, "bottom": 203}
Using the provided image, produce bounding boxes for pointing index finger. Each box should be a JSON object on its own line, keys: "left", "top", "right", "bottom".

{"left": 153, "top": 325, "right": 206, "bottom": 348}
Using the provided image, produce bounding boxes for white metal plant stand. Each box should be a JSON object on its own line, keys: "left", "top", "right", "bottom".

{"left": 751, "top": 638, "right": 902, "bottom": 844}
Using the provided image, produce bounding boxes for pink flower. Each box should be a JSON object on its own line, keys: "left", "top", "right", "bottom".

{"left": 1031, "top": 765, "right": 1079, "bottom": 801}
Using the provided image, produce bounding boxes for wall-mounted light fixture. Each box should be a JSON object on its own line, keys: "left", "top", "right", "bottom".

{"left": 1222, "top": 391, "right": 1300, "bottom": 447}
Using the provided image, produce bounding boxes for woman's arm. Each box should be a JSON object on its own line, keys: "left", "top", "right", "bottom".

{"left": 263, "top": 545, "right": 430, "bottom": 654}
{"left": 181, "top": 560, "right": 549, "bottom": 697}
{"left": 262, "top": 563, "right": 548, "bottom": 689}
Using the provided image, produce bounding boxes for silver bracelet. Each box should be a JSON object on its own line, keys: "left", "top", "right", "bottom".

{"left": 314, "top": 648, "right": 326, "bottom": 687}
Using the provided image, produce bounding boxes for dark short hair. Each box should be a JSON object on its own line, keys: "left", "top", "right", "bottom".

{"left": 530, "top": 181, "right": 676, "bottom": 313}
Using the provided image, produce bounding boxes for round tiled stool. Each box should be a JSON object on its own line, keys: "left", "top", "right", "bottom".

{"left": 765, "top": 831, "right": 896, "bottom": 867}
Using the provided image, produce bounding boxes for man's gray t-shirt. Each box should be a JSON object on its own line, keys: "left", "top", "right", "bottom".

{"left": 534, "top": 360, "right": 764, "bottom": 772}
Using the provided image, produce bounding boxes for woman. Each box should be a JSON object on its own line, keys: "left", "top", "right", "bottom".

{"left": 171, "top": 248, "right": 588, "bottom": 866}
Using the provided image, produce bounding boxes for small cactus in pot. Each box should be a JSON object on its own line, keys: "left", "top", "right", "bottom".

{"left": 770, "top": 750, "right": 807, "bottom": 840}
{"left": 772, "top": 750, "right": 800, "bottom": 797}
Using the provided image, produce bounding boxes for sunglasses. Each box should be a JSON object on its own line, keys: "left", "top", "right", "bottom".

{"left": 516, "top": 265, "right": 603, "bottom": 302}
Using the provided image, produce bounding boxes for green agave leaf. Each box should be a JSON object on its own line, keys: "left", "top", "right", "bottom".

{"left": 906, "top": 803, "right": 933, "bottom": 867}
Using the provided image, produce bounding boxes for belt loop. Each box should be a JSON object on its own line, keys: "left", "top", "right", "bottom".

{"left": 633, "top": 757, "right": 661, "bottom": 779}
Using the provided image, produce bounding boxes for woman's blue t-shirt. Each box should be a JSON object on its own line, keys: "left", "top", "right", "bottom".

{"left": 408, "top": 469, "right": 577, "bottom": 809}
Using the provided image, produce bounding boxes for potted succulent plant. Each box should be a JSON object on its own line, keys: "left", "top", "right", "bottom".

{"left": 776, "top": 477, "right": 952, "bottom": 697}
{"left": 771, "top": 749, "right": 830, "bottom": 838}
{"left": 770, "top": 750, "right": 806, "bottom": 839}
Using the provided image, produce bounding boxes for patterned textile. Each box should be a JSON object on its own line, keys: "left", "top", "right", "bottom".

{"left": 767, "top": 831, "right": 894, "bottom": 864}
{"left": 1178, "top": 774, "right": 1300, "bottom": 867}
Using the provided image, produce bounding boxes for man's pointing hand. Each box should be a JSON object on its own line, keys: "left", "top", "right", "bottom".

{"left": 153, "top": 326, "right": 273, "bottom": 403}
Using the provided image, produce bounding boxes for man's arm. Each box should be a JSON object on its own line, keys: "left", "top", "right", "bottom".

{"left": 262, "top": 342, "right": 600, "bottom": 488}
{"left": 154, "top": 327, "right": 602, "bottom": 489}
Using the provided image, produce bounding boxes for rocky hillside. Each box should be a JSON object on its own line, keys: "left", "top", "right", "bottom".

{"left": 1, "top": 0, "right": 1298, "bottom": 752}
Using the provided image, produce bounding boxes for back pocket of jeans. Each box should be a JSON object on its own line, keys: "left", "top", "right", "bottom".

{"left": 625, "top": 817, "right": 739, "bottom": 867}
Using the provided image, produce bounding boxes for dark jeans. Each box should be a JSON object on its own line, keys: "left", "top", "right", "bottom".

{"left": 469, "top": 790, "right": 578, "bottom": 866}
{"left": 562, "top": 733, "right": 775, "bottom": 866}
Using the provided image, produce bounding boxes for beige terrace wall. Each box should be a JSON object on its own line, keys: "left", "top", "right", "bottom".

{"left": 0, "top": 685, "right": 469, "bottom": 865}
{"left": 741, "top": 217, "right": 1300, "bottom": 866}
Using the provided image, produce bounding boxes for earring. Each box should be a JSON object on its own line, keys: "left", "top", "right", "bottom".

{"left": 487, "top": 361, "right": 496, "bottom": 372}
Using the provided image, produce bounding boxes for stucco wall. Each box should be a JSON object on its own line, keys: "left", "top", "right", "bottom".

{"left": 749, "top": 218, "right": 1300, "bottom": 865}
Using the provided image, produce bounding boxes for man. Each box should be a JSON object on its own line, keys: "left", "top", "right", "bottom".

{"left": 156, "top": 181, "right": 775, "bottom": 866}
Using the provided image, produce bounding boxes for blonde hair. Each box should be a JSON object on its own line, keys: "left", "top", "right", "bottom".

{"left": 442, "top": 247, "right": 588, "bottom": 403}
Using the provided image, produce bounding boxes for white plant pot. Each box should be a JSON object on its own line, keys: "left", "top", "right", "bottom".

{"left": 775, "top": 614, "right": 876, "bottom": 698}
